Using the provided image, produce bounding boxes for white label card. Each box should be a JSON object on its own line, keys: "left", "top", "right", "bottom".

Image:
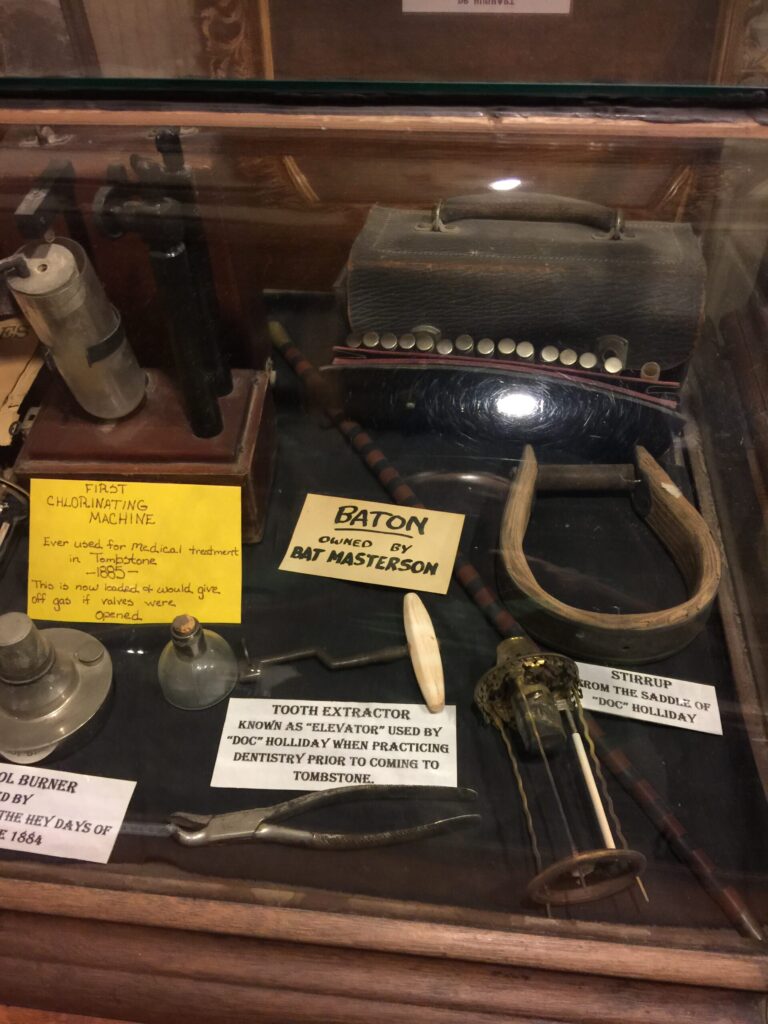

{"left": 577, "top": 662, "right": 722, "bottom": 736}
{"left": 403, "top": 0, "right": 571, "bottom": 12}
{"left": 0, "top": 765, "right": 136, "bottom": 863}
{"left": 211, "top": 698, "right": 457, "bottom": 790}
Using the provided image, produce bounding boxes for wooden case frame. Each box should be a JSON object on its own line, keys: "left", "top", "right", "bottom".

{"left": 0, "top": 102, "right": 766, "bottom": 1023}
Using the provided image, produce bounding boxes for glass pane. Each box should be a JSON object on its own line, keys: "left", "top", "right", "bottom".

{"left": 0, "top": 103, "right": 765, "bottom": 958}
{"left": 0, "top": 0, "right": 766, "bottom": 88}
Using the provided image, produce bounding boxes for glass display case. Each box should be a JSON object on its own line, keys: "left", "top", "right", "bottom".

{"left": 4, "top": 0, "right": 768, "bottom": 87}
{"left": 0, "top": 67, "right": 766, "bottom": 1024}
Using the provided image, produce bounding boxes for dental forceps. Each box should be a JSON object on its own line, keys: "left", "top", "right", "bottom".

{"left": 170, "top": 784, "right": 480, "bottom": 850}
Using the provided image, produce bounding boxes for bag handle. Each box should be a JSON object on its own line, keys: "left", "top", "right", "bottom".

{"left": 431, "top": 192, "right": 624, "bottom": 237}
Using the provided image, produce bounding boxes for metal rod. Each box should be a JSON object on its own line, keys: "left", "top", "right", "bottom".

{"left": 520, "top": 689, "right": 580, "bottom": 862}
{"left": 576, "top": 700, "right": 649, "bottom": 903}
{"left": 154, "top": 129, "right": 232, "bottom": 397}
{"left": 254, "top": 645, "right": 409, "bottom": 675}
{"left": 148, "top": 226, "right": 222, "bottom": 438}
{"left": 498, "top": 722, "right": 544, "bottom": 877}
{"left": 563, "top": 704, "right": 614, "bottom": 849}
{"left": 536, "top": 464, "right": 637, "bottom": 492}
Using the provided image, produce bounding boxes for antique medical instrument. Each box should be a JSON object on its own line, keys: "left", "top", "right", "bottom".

{"left": 170, "top": 784, "right": 479, "bottom": 850}
{"left": 1, "top": 160, "right": 146, "bottom": 421}
{"left": 4, "top": 240, "right": 146, "bottom": 421}
{"left": 11, "top": 133, "right": 275, "bottom": 545}
{"left": 475, "top": 637, "right": 645, "bottom": 905}
{"left": 270, "top": 321, "right": 763, "bottom": 939}
{"left": 499, "top": 445, "right": 722, "bottom": 664}
{"left": 403, "top": 592, "right": 444, "bottom": 712}
{"left": 160, "top": 594, "right": 445, "bottom": 713}
{"left": 246, "top": 591, "right": 446, "bottom": 713}
{"left": 241, "top": 640, "right": 409, "bottom": 678}
{"left": 0, "top": 612, "right": 112, "bottom": 764}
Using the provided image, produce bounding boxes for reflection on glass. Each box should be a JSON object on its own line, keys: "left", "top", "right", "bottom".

{"left": 489, "top": 178, "right": 522, "bottom": 191}
{"left": 495, "top": 391, "right": 542, "bottom": 419}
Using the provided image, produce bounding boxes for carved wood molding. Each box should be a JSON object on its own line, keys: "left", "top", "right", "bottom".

{"left": 738, "top": 0, "right": 768, "bottom": 82}
{"left": 197, "top": 0, "right": 262, "bottom": 79}
{"left": 714, "top": 0, "right": 768, "bottom": 84}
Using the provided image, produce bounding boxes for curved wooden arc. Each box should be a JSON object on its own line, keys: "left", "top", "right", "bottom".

{"left": 500, "top": 445, "right": 722, "bottom": 664}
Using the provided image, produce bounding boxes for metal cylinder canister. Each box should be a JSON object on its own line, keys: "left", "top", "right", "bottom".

{"left": 0, "top": 612, "right": 54, "bottom": 684}
{"left": 0, "top": 612, "right": 113, "bottom": 764}
{"left": 7, "top": 238, "right": 146, "bottom": 420}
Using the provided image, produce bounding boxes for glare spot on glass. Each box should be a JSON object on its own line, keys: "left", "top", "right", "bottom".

{"left": 489, "top": 178, "right": 522, "bottom": 192}
{"left": 125, "top": 649, "right": 145, "bottom": 656}
{"left": 495, "top": 391, "right": 541, "bottom": 419}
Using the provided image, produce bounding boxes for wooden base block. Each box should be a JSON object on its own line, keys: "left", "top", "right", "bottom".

{"left": 14, "top": 369, "right": 275, "bottom": 543}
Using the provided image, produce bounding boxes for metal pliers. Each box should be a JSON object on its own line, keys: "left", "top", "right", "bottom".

{"left": 169, "top": 784, "right": 480, "bottom": 850}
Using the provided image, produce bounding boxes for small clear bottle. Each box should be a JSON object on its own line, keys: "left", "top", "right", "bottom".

{"left": 158, "top": 615, "right": 238, "bottom": 710}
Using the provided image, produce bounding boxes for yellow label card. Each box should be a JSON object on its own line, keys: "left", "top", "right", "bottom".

{"left": 279, "top": 493, "right": 464, "bottom": 595}
{"left": 28, "top": 479, "right": 242, "bottom": 624}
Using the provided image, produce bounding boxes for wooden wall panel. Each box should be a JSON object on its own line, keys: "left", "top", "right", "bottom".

{"left": 0, "top": 0, "right": 761, "bottom": 85}
{"left": 266, "top": 0, "right": 721, "bottom": 85}
{"left": 82, "top": 0, "right": 203, "bottom": 77}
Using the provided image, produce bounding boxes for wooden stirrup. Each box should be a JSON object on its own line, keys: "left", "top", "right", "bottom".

{"left": 499, "top": 445, "right": 721, "bottom": 665}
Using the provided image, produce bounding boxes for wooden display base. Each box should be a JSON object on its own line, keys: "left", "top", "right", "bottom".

{"left": 14, "top": 368, "right": 275, "bottom": 543}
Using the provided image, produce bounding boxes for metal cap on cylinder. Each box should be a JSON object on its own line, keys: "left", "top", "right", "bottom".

{"left": 0, "top": 613, "right": 54, "bottom": 685}
{"left": 6, "top": 238, "right": 146, "bottom": 421}
{"left": 8, "top": 244, "right": 77, "bottom": 296}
